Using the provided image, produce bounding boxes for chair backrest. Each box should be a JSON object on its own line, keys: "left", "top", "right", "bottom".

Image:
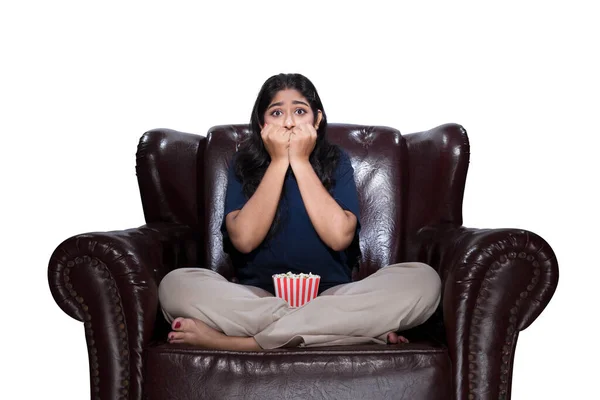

{"left": 203, "top": 123, "right": 408, "bottom": 281}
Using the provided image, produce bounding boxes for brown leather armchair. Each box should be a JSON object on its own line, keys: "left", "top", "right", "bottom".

{"left": 48, "top": 123, "right": 559, "bottom": 400}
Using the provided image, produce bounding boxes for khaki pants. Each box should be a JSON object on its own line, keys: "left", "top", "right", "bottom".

{"left": 158, "top": 262, "right": 441, "bottom": 349}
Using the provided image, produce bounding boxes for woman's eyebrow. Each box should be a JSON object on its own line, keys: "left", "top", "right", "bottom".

{"left": 267, "top": 100, "right": 309, "bottom": 110}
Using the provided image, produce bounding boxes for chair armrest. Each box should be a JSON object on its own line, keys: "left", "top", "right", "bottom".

{"left": 47, "top": 222, "right": 196, "bottom": 400}
{"left": 413, "top": 224, "right": 559, "bottom": 400}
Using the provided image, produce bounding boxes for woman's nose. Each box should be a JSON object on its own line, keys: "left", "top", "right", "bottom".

{"left": 284, "top": 114, "right": 295, "bottom": 129}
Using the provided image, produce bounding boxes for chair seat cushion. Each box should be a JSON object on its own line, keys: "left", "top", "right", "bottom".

{"left": 143, "top": 339, "right": 451, "bottom": 399}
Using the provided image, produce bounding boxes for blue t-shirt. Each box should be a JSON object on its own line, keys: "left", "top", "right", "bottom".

{"left": 220, "top": 148, "right": 362, "bottom": 295}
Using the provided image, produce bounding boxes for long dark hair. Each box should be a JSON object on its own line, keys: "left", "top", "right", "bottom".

{"left": 234, "top": 73, "right": 341, "bottom": 244}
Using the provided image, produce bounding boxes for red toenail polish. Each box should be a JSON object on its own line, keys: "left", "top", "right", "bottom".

{"left": 175, "top": 322, "right": 181, "bottom": 329}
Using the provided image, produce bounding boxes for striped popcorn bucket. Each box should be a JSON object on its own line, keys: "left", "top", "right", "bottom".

{"left": 272, "top": 275, "right": 321, "bottom": 308}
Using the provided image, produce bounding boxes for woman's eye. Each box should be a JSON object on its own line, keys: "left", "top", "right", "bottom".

{"left": 271, "top": 109, "right": 306, "bottom": 117}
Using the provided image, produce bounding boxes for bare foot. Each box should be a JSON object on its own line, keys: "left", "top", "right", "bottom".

{"left": 167, "top": 317, "right": 261, "bottom": 351}
{"left": 387, "top": 331, "right": 409, "bottom": 344}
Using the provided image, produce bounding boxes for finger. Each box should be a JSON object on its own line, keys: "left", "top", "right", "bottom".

{"left": 261, "top": 123, "right": 269, "bottom": 138}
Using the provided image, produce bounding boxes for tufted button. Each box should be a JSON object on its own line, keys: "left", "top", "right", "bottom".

{"left": 91, "top": 259, "right": 98, "bottom": 266}
{"left": 520, "top": 291, "right": 528, "bottom": 299}
{"left": 532, "top": 261, "right": 539, "bottom": 267}
{"left": 75, "top": 257, "right": 82, "bottom": 264}
{"left": 508, "top": 252, "right": 516, "bottom": 259}
{"left": 67, "top": 261, "right": 74, "bottom": 267}
{"left": 533, "top": 268, "right": 540, "bottom": 275}
{"left": 518, "top": 252, "right": 526, "bottom": 259}
{"left": 526, "top": 255, "right": 534, "bottom": 261}
{"left": 499, "top": 255, "right": 507, "bottom": 263}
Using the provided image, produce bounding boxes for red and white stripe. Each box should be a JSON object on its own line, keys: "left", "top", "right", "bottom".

{"left": 273, "top": 276, "right": 320, "bottom": 307}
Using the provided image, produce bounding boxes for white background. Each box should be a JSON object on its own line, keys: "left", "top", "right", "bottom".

{"left": 1, "top": 1, "right": 598, "bottom": 399}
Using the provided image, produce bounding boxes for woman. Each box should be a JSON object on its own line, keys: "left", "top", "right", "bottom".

{"left": 158, "top": 73, "right": 441, "bottom": 351}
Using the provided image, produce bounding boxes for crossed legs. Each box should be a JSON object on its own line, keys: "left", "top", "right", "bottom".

{"left": 158, "top": 262, "right": 441, "bottom": 350}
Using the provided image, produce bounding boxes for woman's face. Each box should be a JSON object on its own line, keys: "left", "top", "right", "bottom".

{"left": 263, "top": 89, "right": 322, "bottom": 130}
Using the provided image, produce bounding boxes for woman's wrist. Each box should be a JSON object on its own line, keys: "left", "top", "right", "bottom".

{"left": 269, "top": 158, "right": 290, "bottom": 171}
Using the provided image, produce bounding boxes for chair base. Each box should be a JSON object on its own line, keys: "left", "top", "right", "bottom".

{"left": 143, "top": 340, "right": 451, "bottom": 400}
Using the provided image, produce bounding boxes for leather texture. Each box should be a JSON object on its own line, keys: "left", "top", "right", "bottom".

{"left": 143, "top": 342, "right": 451, "bottom": 400}
{"left": 48, "top": 123, "right": 559, "bottom": 400}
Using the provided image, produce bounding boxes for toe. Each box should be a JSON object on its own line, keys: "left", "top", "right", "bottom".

{"left": 387, "top": 332, "right": 399, "bottom": 344}
{"left": 179, "top": 318, "right": 199, "bottom": 332}
{"left": 168, "top": 331, "right": 185, "bottom": 342}
{"left": 172, "top": 317, "right": 186, "bottom": 331}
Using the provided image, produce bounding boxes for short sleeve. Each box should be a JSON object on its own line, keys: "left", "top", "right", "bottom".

{"left": 333, "top": 149, "right": 362, "bottom": 239}
{"left": 220, "top": 156, "right": 248, "bottom": 239}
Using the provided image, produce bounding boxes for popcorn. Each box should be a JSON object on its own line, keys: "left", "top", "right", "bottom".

{"left": 273, "top": 272, "right": 318, "bottom": 279}
{"left": 272, "top": 271, "right": 321, "bottom": 308}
